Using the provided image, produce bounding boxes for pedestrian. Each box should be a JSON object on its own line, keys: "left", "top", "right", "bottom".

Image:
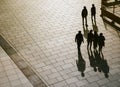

{"left": 98, "top": 33, "right": 105, "bottom": 53}
{"left": 93, "top": 31, "right": 99, "bottom": 51}
{"left": 87, "top": 30, "right": 94, "bottom": 50}
{"left": 82, "top": 6, "right": 88, "bottom": 27}
{"left": 91, "top": 4, "right": 96, "bottom": 23}
{"left": 75, "top": 31, "right": 84, "bottom": 50}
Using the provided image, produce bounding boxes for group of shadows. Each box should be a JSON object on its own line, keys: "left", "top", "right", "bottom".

{"left": 76, "top": 4, "right": 110, "bottom": 78}
{"left": 76, "top": 48, "right": 109, "bottom": 78}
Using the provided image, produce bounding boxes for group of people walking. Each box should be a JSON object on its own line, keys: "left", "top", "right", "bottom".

{"left": 75, "top": 30, "right": 105, "bottom": 53}
{"left": 75, "top": 4, "right": 108, "bottom": 78}
{"left": 75, "top": 4, "right": 105, "bottom": 53}
{"left": 82, "top": 4, "right": 96, "bottom": 26}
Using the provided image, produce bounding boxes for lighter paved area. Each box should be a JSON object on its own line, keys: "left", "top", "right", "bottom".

{"left": 0, "top": 0, "right": 120, "bottom": 87}
{"left": 0, "top": 46, "right": 33, "bottom": 87}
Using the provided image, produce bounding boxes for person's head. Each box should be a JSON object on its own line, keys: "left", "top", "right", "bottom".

{"left": 92, "top": 4, "right": 95, "bottom": 7}
{"left": 100, "top": 33, "right": 103, "bottom": 36}
{"left": 90, "top": 30, "right": 93, "bottom": 33}
{"left": 94, "top": 31, "right": 97, "bottom": 34}
{"left": 78, "top": 31, "right": 81, "bottom": 34}
{"left": 84, "top": 6, "right": 86, "bottom": 9}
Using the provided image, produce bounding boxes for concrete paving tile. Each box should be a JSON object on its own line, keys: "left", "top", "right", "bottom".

{"left": 54, "top": 81, "right": 67, "bottom": 87}
{"left": 66, "top": 77, "right": 79, "bottom": 84}
{"left": 62, "top": 63, "right": 73, "bottom": 69}
{"left": 75, "top": 80, "right": 88, "bottom": 87}
{"left": 48, "top": 72, "right": 61, "bottom": 79}
{"left": 106, "top": 81, "right": 120, "bottom": 87}
{"left": 97, "top": 78, "right": 109, "bottom": 85}
{"left": 84, "top": 82, "right": 99, "bottom": 87}
{"left": 87, "top": 75, "right": 100, "bottom": 82}
{"left": 0, "top": 0, "right": 120, "bottom": 87}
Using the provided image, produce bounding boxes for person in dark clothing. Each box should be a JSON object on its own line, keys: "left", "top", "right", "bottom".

{"left": 82, "top": 6, "right": 88, "bottom": 26}
{"left": 91, "top": 4, "right": 96, "bottom": 23}
{"left": 93, "top": 31, "right": 99, "bottom": 51}
{"left": 75, "top": 31, "right": 84, "bottom": 50}
{"left": 98, "top": 33, "right": 105, "bottom": 53}
{"left": 87, "top": 30, "right": 93, "bottom": 50}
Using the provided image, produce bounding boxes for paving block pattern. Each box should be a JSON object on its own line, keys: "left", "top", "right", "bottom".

{"left": 0, "top": 46, "right": 33, "bottom": 87}
{"left": 0, "top": 0, "right": 120, "bottom": 87}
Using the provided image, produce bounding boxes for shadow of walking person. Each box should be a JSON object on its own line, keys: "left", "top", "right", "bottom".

{"left": 83, "top": 26, "right": 89, "bottom": 39}
{"left": 100, "top": 53, "right": 109, "bottom": 78}
{"left": 94, "top": 50, "right": 102, "bottom": 72}
{"left": 76, "top": 49, "right": 86, "bottom": 77}
{"left": 87, "top": 49, "right": 97, "bottom": 72}
{"left": 92, "top": 22, "right": 98, "bottom": 32}
{"left": 94, "top": 50, "right": 109, "bottom": 78}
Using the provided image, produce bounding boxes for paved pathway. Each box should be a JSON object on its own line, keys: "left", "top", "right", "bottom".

{"left": 0, "top": 0, "right": 120, "bottom": 87}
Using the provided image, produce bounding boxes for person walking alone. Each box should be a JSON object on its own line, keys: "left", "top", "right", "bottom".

{"left": 82, "top": 6, "right": 88, "bottom": 27}
{"left": 91, "top": 4, "right": 96, "bottom": 23}
{"left": 75, "top": 31, "right": 84, "bottom": 50}
{"left": 98, "top": 33, "right": 105, "bottom": 53}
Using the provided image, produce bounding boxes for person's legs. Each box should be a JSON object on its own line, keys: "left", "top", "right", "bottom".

{"left": 85, "top": 17, "right": 88, "bottom": 26}
{"left": 94, "top": 42, "right": 97, "bottom": 50}
{"left": 82, "top": 17, "right": 84, "bottom": 25}
{"left": 77, "top": 42, "right": 80, "bottom": 50}
{"left": 99, "top": 45, "right": 102, "bottom": 53}
{"left": 94, "top": 15, "right": 96, "bottom": 23}
{"left": 87, "top": 41, "right": 89, "bottom": 49}
{"left": 91, "top": 15, "right": 93, "bottom": 23}
{"left": 90, "top": 42, "right": 92, "bottom": 49}
{"left": 93, "top": 42, "right": 95, "bottom": 50}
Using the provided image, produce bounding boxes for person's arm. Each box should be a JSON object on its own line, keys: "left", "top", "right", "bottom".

{"left": 95, "top": 7, "right": 96, "bottom": 14}
{"left": 86, "top": 10, "right": 88, "bottom": 16}
{"left": 103, "top": 36, "right": 105, "bottom": 41}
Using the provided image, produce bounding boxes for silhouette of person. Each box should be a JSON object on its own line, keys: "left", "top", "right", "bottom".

{"left": 93, "top": 31, "right": 99, "bottom": 51}
{"left": 87, "top": 30, "right": 93, "bottom": 50}
{"left": 82, "top": 6, "right": 88, "bottom": 27}
{"left": 98, "top": 33, "right": 105, "bottom": 53}
{"left": 76, "top": 49, "right": 86, "bottom": 77}
{"left": 75, "top": 31, "right": 84, "bottom": 50}
{"left": 91, "top": 4, "right": 96, "bottom": 23}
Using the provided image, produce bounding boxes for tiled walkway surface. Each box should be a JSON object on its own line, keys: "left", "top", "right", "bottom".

{"left": 0, "top": 46, "right": 33, "bottom": 87}
{"left": 0, "top": 0, "right": 120, "bottom": 87}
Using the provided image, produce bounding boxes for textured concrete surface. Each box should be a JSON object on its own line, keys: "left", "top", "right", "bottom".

{"left": 0, "top": 0, "right": 120, "bottom": 87}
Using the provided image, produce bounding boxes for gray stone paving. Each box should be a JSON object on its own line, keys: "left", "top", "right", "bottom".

{"left": 0, "top": 35, "right": 47, "bottom": 87}
{"left": 0, "top": 0, "right": 120, "bottom": 87}
{"left": 0, "top": 46, "right": 33, "bottom": 87}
